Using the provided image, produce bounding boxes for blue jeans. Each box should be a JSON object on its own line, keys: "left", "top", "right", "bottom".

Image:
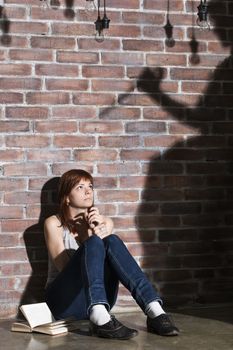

{"left": 45, "top": 234, "right": 162, "bottom": 320}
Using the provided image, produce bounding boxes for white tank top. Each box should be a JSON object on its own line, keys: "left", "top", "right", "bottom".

{"left": 45, "top": 227, "right": 79, "bottom": 288}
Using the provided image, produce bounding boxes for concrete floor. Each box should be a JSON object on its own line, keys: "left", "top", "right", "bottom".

{"left": 1, "top": 305, "right": 233, "bottom": 350}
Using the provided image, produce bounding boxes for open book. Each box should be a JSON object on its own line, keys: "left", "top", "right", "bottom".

{"left": 11, "top": 302, "right": 79, "bottom": 335}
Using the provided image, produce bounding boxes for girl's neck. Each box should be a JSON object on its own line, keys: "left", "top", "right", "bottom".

{"left": 68, "top": 207, "right": 87, "bottom": 220}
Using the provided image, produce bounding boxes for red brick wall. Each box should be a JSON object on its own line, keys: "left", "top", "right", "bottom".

{"left": 1, "top": 0, "right": 233, "bottom": 318}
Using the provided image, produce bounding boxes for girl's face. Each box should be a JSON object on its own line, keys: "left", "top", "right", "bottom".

{"left": 66, "top": 178, "right": 94, "bottom": 210}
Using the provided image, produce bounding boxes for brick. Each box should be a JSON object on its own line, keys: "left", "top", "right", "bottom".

{"left": 52, "top": 106, "right": 96, "bottom": 119}
{"left": 144, "top": 135, "right": 183, "bottom": 147}
{"left": 73, "top": 93, "right": 115, "bottom": 106}
{"left": 9, "top": 49, "right": 53, "bottom": 61}
{"left": 120, "top": 176, "right": 159, "bottom": 188}
{"left": 78, "top": 38, "right": 120, "bottom": 51}
{"left": 169, "top": 122, "right": 203, "bottom": 135}
{"left": 82, "top": 66, "right": 124, "bottom": 78}
{"left": 108, "top": 25, "right": 141, "bottom": 38}
{"left": 10, "top": 22, "right": 48, "bottom": 34}
{"left": 144, "top": 26, "right": 184, "bottom": 41}
{"left": 161, "top": 202, "right": 202, "bottom": 215}
{"left": 31, "top": 36, "right": 76, "bottom": 49}
{"left": 4, "top": 192, "right": 41, "bottom": 205}
{"left": 99, "top": 107, "right": 140, "bottom": 120}
{"left": 123, "top": 39, "right": 163, "bottom": 51}
{"left": 0, "top": 121, "right": 29, "bottom": 132}
{"left": 122, "top": 11, "right": 164, "bottom": 25}
{"left": 51, "top": 23, "right": 93, "bottom": 36}
{"left": 98, "top": 163, "right": 140, "bottom": 175}
{"left": 26, "top": 92, "right": 69, "bottom": 105}
{"left": 142, "top": 161, "right": 184, "bottom": 175}
{"left": 164, "top": 175, "right": 204, "bottom": 188}
{"left": 57, "top": 51, "right": 99, "bottom": 64}
{"left": 4, "top": 6, "right": 26, "bottom": 19}
{"left": 136, "top": 215, "right": 180, "bottom": 229}
{"left": 185, "top": 188, "right": 224, "bottom": 201}
{"left": 158, "top": 229, "right": 198, "bottom": 242}
{"left": 98, "top": 190, "right": 138, "bottom": 202}
{"left": 6, "top": 107, "right": 49, "bottom": 119}
{"left": 34, "top": 120, "right": 77, "bottom": 133}
{"left": 118, "top": 230, "right": 155, "bottom": 243}
{"left": 112, "top": 217, "right": 136, "bottom": 230}
{"left": 35, "top": 64, "right": 79, "bottom": 77}
{"left": 74, "top": 149, "right": 117, "bottom": 161}
{"left": 171, "top": 68, "right": 212, "bottom": 81}
{"left": 182, "top": 81, "right": 221, "bottom": 93}
{"left": 0, "top": 78, "right": 41, "bottom": 90}
{"left": 107, "top": 0, "right": 140, "bottom": 9}
{"left": 31, "top": 7, "right": 72, "bottom": 20}
{"left": 126, "top": 121, "right": 166, "bottom": 133}
{"left": 144, "top": 0, "right": 184, "bottom": 11}
{"left": 5, "top": 135, "right": 50, "bottom": 148}
{"left": 120, "top": 149, "right": 158, "bottom": 161}
{"left": 51, "top": 163, "right": 94, "bottom": 176}
{"left": 127, "top": 242, "right": 168, "bottom": 257}
{"left": 0, "top": 150, "right": 24, "bottom": 161}
{"left": 167, "top": 40, "right": 207, "bottom": 53}
{"left": 101, "top": 52, "right": 143, "bottom": 65}
{"left": 0, "top": 207, "right": 23, "bottom": 219}
{"left": 79, "top": 121, "right": 123, "bottom": 134}
{"left": 1, "top": 36, "right": 28, "bottom": 48}
{"left": 92, "top": 79, "right": 134, "bottom": 92}
{"left": 146, "top": 53, "right": 186, "bottom": 66}
{"left": 143, "top": 107, "right": 185, "bottom": 120}
{"left": 53, "top": 135, "right": 96, "bottom": 148}
{"left": 99, "top": 136, "right": 140, "bottom": 148}
{"left": 118, "top": 93, "right": 160, "bottom": 106}
{"left": 3, "top": 163, "right": 47, "bottom": 176}
{"left": 27, "top": 150, "right": 71, "bottom": 161}
{"left": 45, "top": 79, "right": 88, "bottom": 91}
{"left": 163, "top": 148, "right": 205, "bottom": 161}
{"left": 0, "top": 247, "right": 28, "bottom": 261}
{"left": 187, "top": 136, "right": 225, "bottom": 148}
{"left": 0, "top": 93, "right": 23, "bottom": 103}
{"left": 186, "top": 162, "right": 226, "bottom": 174}
{"left": 141, "top": 189, "right": 183, "bottom": 201}
{"left": 93, "top": 178, "right": 117, "bottom": 189}
{"left": 0, "top": 178, "right": 27, "bottom": 191}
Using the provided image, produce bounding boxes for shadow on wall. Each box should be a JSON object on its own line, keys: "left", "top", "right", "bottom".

{"left": 0, "top": 4, "right": 11, "bottom": 45}
{"left": 19, "top": 177, "right": 60, "bottom": 309}
{"left": 136, "top": 0, "right": 233, "bottom": 306}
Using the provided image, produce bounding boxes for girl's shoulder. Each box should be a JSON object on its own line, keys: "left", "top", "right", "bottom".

{"left": 44, "top": 214, "right": 62, "bottom": 230}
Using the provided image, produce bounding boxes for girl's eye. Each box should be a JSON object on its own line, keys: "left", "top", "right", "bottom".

{"left": 77, "top": 185, "right": 83, "bottom": 190}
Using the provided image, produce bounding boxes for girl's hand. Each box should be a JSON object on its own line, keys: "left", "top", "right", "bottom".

{"left": 87, "top": 207, "right": 110, "bottom": 239}
{"left": 87, "top": 207, "right": 104, "bottom": 229}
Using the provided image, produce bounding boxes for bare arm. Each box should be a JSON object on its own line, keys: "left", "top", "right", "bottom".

{"left": 44, "top": 215, "right": 70, "bottom": 272}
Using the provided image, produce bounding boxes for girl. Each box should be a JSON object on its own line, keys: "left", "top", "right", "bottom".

{"left": 44, "top": 169, "right": 179, "bottom": 340}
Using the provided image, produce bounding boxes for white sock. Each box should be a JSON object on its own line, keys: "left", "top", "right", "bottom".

{"left": 90, "top": 304, "right": 111, "bottom": 326}
{"left": 146, "top": 301, "right": 166, "bottom": 319}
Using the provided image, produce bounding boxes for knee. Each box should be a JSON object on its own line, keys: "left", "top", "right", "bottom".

{"left": 84, "top": 234, "right": 104, "bottom": 251}
{"left": 103, "top": 234, "right": 123, "bottom": 247}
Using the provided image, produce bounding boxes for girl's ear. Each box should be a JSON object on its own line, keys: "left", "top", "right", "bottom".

{"left": 66, "top": 196, "right": 70, "bottom": 206}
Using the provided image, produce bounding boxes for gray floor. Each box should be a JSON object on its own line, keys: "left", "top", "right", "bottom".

{"left": 1, "top": 305, "right": 233, "bottom": 350}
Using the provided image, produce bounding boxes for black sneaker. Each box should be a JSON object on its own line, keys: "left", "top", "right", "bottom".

{"left": 89, "top": 315, "right": 138, "bottom": 340}
{"left": 147, "top": 313, "right": 179, "bottom": 336}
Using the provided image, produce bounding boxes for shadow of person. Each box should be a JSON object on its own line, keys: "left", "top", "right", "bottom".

{"left": 0, "top": 4, "right": 11, "bottom": 45}
{"left": 136, "top": 0, "right": 233, "bottom": 308}
{"left": 18, "top": 177, "right": 60, "bottom": 312}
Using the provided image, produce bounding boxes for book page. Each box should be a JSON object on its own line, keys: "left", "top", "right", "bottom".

{"left": 20, "top": 303, "right": 55, "bottom": 329}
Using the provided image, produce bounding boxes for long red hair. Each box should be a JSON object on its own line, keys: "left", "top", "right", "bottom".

{"left": 58, "top": 169, "right": 93, "bottom": 231}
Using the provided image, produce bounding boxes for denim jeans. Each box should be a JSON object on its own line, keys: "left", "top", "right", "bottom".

{"left": 45, "top": 234, "right": 162, "bottom": 320}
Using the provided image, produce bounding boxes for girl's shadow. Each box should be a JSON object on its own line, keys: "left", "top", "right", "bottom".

{"left": 19, "top": 177, "right": 60, "bottom": 310}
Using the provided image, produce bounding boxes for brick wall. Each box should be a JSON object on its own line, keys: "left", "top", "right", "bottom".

{"left": 1, "top": 0, "right": 233, "bottom": 318}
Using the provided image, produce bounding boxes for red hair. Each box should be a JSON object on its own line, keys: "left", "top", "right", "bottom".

{"left": 58, "top": 169, "right": 93, "bottom": 231}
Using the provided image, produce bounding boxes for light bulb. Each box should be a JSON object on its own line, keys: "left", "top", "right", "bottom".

{"left": 95, "top": 29, "right": 104, "bottom": 42}
{"left": 85, "top": 0, "right": 96, "bottom": 13}
{"left": 196, "top": 18, "right": 210, "bottom": 30}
